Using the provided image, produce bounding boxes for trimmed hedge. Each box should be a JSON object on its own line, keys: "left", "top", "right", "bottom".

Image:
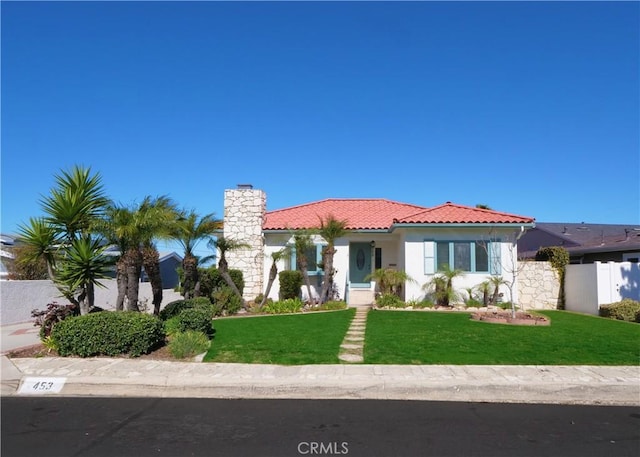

{"left": 279, "top": 270, "right": 303, "bottom": 300}
{"left": 165, "top": 308, "right": 214, "bottom": 336}
{"left": 51, "top": 311, "right": 165, "bottom": 357}
{"left": 159, "top": 298, "right": 221, "bottom": 321}
{"left": 600, "top": 299, "right": 640, "bottom": 323}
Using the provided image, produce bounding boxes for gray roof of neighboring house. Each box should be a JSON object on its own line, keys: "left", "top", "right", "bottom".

{"left": 519, "top": 222, "right": 640, "bottom": 257}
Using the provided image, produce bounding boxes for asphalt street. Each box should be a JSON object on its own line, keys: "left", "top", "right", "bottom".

{"left": 2, "top": 398, "right": 639, "bottom": 457}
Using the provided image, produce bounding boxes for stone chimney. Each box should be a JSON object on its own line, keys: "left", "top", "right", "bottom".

{"left": 223, "top": 185, "right": 266, "bottom": 301}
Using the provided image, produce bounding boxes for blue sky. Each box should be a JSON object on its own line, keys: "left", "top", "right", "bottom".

{"left": 2, "top": 1, "right": 639, "bottom": 257}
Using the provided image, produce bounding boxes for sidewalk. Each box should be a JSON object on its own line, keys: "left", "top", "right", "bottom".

{"left": 2, "top": 355, "right": 638, "bottom": 405}
{"left": 1, "top": 322, "right": 638, "bottom": 405}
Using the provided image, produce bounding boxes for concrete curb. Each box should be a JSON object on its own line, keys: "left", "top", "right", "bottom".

{"left": 3, "top": 357, "right": 638, "bottom": 405}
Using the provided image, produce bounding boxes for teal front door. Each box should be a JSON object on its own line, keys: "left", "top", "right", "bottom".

{"left": 349, "top": 242, "right": 372, "bottom": 287}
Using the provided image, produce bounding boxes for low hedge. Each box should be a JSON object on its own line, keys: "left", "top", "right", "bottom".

{"left": 159, "top": 298, "right": 221, "bottom": 321}
{"left": 165, "top": 308, "right": 214, "bottom": 337}
{"left": 51, "top": 311, "right": 165, "bottom": 357}
{"left": 599, "top": 299, "right": 640, "bottom": 323}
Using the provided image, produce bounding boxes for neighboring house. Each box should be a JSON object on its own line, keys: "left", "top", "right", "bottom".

{"left": 221, "top": 186, "right": 535, "bottom": 306}
{"left": 0, "top": 234, "right": 16, "bottom": 280}
{"left": 518, "top": 223, "right": 640, "bottom": 264}
{"left": 103, "top": 246, "right": 183, "bottom": 289}
{"left": 140, "top": 251, "right": 183, "bottom": 289}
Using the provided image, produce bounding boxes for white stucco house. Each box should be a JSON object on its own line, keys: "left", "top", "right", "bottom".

{"left": 221, "top": 186, "right": 536, "bottom": 306}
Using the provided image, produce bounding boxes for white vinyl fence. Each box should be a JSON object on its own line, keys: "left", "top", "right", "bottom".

{"left": 565, "top": 262, "right": 640, "bottom": 315}
{"left": 0, "top": 279, "right": 183, "bottom": 325}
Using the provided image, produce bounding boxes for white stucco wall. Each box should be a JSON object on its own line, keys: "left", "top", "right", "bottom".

{"left": 401, "top": 227, "right": 520, "bottom": 304}
{"left": 262, "top": 227, "right": 527, "bottom": 305}
{"left": 0, "top": 279, "right": 183, "bottom": 325}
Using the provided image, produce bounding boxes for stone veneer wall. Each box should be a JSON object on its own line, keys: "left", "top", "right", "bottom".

{"left": 223, "top": 188, "right": 266, "bottom": 301}
{"left": 518, "top": 261, "right": 561, "bottom": 310}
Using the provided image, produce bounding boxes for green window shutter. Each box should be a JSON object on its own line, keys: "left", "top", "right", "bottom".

{"left": 424, "top": 241, "right": 435, "bottom": 274}
{"left": 489, "top": 241, "right": 501, "bottom": 275}
{"left": 290, "top": 249, "right": 297, "bottom": 270}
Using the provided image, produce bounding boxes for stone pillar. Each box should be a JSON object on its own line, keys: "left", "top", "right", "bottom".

{"left": 223, "top": 186, "right": 266, "bottom": 301}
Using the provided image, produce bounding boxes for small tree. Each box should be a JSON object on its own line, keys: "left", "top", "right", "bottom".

{"left": 18, "top": 165, "right": 109, "bottom": 315}
{"left": 211, "top": 237, "right": 249, "bottom": 308}
{"left": 365, "top": 268, "right": 416, "bottom": 297}
{"left": 423, "top": 266, "right": 464, "bottom": 307}
{"left": 479, "top": 228, "right": 528, "bottom": 318}
{"left": 317, "top": 215, "right": 348, "bottom": 303}
{"left": 260, "top": 247, "right": 291, "bottom": 308}
{"left": 293, "top": 231, "right": 316, "bottom": 304}
{"left": 171, "top": 210, "right": 222, "bottom": 299}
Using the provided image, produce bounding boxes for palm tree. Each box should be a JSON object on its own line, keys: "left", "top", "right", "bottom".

{"left": 317, "top": 215, "right": 348, "bottom": 303}
{"left": 365, "top": 268, "right": 416, "bottom": 296}
{"left": 210, "top": 236, "right": 249, "bottom": 306}
{"left": 54, "top": 236, "right": 114, "bottom": 315}
{"left": 477, "top": 280, "right": 492, "bottom": 306}
{"left": 19, "top": 165, "right": 109, "bottom": 315}
{"left": 260, "top": 247, "right": 291, "bottom": 308}
{"left": 293, "top": 231, "right": 316, "bottom": 304}
{"left": 423, "top": 265, "right": 464, "bottom": 307}
{"left": 137, "top": 196, "right": 179, "bottom": 315}
{"left": 95, "top": 204, "right": 135, "bottom": 311}
{"left": 171, "top": 211, "right": 222, "bottom": 299}
{"left": 40, "top": 165, "right": 109, "bottom": 243}
{"left": 17, "top": 217, "right": 60, "bottom": 279}
{"left": 489, "top": 275, "right": 509, "bottom": 312}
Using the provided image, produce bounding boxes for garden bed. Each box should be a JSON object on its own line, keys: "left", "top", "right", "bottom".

{"left": 470, "top": 311, "right": 550, "bottom": 326}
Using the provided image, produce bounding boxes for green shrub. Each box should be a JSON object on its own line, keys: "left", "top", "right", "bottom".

{"left": 465, "top": 298, "right": 483, "bottom": 308}
{"left": 211, "top": 286, "right": 242, "bottom": 315}
{"left": 159, "top": 300, "right": 190, "bottom": 320}
{"left": 262, "top": 298, "right": 303, "bottom": 314}
{"left": 278, "top": 270, "right": 303, "bottom": 300}
{"left": 51, "top": 311, "right": 165, "bottom": 357}
{"left": 316, "top": 300, "right": 347, "bottom": 311}
{"left": 168, "top": 331, "right": 210, "bottom": 359}
{"left": 198, "top": 267, "right": 245, "bottom": 299}
{"left": 173, "top": 308, "right": 214, "bottom": 336}
{"left": 159, "top": 297, "right": 221, "bottom": 321}
{"left": 417, "top": 299, "right": 435, "bottom": 309}
{"left": 600, "top": 299, "right": 640, "bottom": 323}
{"left": 376, "top": 293, "right": 406, "bottom": 308}
{"left": 164, "top": 315, "right": 182, "bottom": 337}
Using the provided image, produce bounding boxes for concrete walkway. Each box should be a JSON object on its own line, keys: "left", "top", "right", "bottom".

{"left": 338, "top": 306, "right": 369, "bottom": 363}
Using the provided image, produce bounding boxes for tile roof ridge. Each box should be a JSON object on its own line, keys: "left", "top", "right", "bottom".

{"left": 265, "top": 197, "right": 429, "bottom": 214}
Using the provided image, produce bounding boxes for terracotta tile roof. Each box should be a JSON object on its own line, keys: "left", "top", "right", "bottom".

{"left": 395, "top": 202, "right": 535, "bottom": 224}
{"left": 263, "top": 199, "right": 534, "bottom": 230}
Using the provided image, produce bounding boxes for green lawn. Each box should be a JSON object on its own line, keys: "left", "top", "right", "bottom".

{"left": 203, "top": 308, "right": 355, "bottom": 364}
{"left": 364, "top": 310, "right": 640, "bottom": 365}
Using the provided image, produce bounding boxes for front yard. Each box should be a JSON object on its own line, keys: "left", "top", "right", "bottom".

{"left": 364, "top": 310, "right": 640, "bottom": 365}
{"left": 203, "top": 308, "right": 355, "bottom": 364}
{"left": 204, "top": 309, "right": 639, "bottom": 365}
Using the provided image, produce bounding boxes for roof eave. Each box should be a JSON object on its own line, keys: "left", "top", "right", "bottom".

{"left": 391, "top": 222, "right": 535, "bottom": 229}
